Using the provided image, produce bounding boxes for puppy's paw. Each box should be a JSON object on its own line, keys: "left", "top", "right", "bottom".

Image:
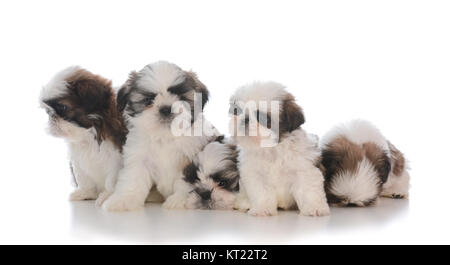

{"left": 102, "top": 194, "right": 143, "bottom": 212}
{"left": 162, "top": 194, "right": 187, "bottom": 210}
{"left": 300, "top": 202, "right": 330, "bottom": 217}
{"left": 69, "top": 189, "right": 97, "bottom": 201}
{"left": 95, "top": 191, "right": 112, "bottom": 207}
{"left": 234, "top": 197, "right": 251, "bottom": 212}
{"left": 381, "top": 192, "right": 408, "bottom": 199}
{"left": 248, "top": 207, "right": 277, "bottom": 217}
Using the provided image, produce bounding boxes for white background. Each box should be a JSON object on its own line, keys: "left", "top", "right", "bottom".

{"left": 0, "top": 0, "right": 449, "bottom": 244}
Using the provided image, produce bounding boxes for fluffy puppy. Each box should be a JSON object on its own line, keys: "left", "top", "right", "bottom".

{"left": 40, "top": 66, "right": 127, "bottom": 206}
{"left": 320, "top": 119, "right": 410, "bottom": 207}
{"left": 181, "top": 139, "right": 240, "bottom": 210}
{"left": 230, "top": 81, "right": 330, "bottom": 216}
{"left": 102, "top": 61, "right": 219, "bottom": 211}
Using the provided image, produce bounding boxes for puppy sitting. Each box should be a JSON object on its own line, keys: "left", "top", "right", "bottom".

{"left": 102, "top": 61, "right": 220, "bottom": 211}
{"left": 320, "top": 119, "right": 410, "bottom": 207}
{"left": 230, "top": 81, "right": 330, "bottom": 216}
{"left": 40, "top": 66, "right": 127, "bottom": 206}
{"left": 180, "top": 139, "right": 240, "bottom": 210}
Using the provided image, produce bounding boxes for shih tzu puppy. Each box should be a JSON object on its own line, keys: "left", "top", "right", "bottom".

{"left": 181, "top": 139, "right": 240, "bottom": 210}
{"left": 102, "top": 61, "right": 220, "bottom": 211}
{"left": 40, "top": 66, "right": 127, "bottom": 206}
{"left": 230, "top": 81, "right": 330, "bottom": 216}
{"left": 320, "top": 119, "right": 410, "bottom": 207}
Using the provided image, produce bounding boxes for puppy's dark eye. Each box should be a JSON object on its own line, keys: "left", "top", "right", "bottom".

{"left": 229, "top": 104, "right": 242, "bottom": 116}
{"left": 141, "top": 95, "right": 156, "bottom": 106}
{"left": 53, "top": 103, "right": 67, "bottom": 116}
{"left": 256, "top": 110, "right": 271, "bottom": 128}
{"left": 210, "top": 173, "right": 228, "bottom": 188}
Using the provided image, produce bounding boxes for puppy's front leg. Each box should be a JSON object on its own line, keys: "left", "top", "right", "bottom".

{"left": 233, "top": 181, "right": 251, "bottom": 212}
{"left": 292, "top": 166, "right": 330, "bottom": 216}
{"left": 95, "top": 163, "right": 121, "bottom": 207}
{"left": 69, "top": 161, "right": 98, "bottom": 201}
{"left": 102, "top": 162, "right": 152, "bottom": 212}
{"left": 242, "top": 172, "right": 278, "bottom": 216}
{"left": 162, "top": 179, "right": 190, "bottom": 210}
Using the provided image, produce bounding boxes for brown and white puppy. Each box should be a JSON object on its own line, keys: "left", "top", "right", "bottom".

{"left": 230, "top": 81, "right": 330, "bottom": 216}
{"left": 320, "top": 119, "right": 410, "bottom": 207}
{"left": 40, "top": 66, "right": 127, "bottom": 206}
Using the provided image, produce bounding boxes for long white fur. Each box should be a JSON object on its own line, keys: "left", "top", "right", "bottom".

{"left": 67, "top": 127, "right": 122, "bottom": 206}
{"left": 102, "top": 61, "right": 218, "bottom": 211}
{"left": 328, "top": 158, "right": 381, "bottom": 206}
{"left": 231, "top": 82, "right": 330, "bottom": 216}
{"left": 40, "top": 66, "right": 81, "bottom": 102}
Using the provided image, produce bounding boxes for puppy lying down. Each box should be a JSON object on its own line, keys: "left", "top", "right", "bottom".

{"left": 179, "top": 139, "right": 240, "bottom": 210}
{"left": 320, "top": 120, "right": 410, "bottom": 207}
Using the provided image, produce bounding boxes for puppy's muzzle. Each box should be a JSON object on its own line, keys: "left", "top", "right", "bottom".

{"left": 159, "top": 105, "right": 172, "bottom": 118}
{"left": 198, "top": 190, "right": 212, "bottom": 201}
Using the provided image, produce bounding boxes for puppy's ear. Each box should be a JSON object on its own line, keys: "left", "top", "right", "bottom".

{"left": 67, "top": 72, "right": 113, "bottom": 113}
{"left": 388, "top": 141, "right": 406, "bottom": 176}
{"left": 183, "top": 162, "right": 199, "bottom": 184}
{"left": 279, "top": 94, "right": 305, "bottom": 133}
{"left": 363, "top": 143, "right": 391, "bottom": 184}
{"left": 320, "top": 148, "right": 341, "bottom": 181}
{"left": 377, "top": 154, "right": 391, "bottom": 184}
{"left": 185, "top": 71, "right": 209, "bottom": 109}
{"left": 87, "top": 114, "right": 106, "bottom": 145}
{"left": 117, "top": 71, "right": 138, "bottom": 113}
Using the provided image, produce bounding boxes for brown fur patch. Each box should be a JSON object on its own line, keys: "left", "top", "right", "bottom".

{"left": 321, "top": 137, "right": 363, "bottom": 177}
{"left": 388, "top": 141, "right": 406, "bottom": 176}
{"left": 117, "top": 71, "right": 139, "bottom": 113}
{"left": 363, "top": 142, "right": 391, "bottom": 183}
{"left": 184, "top": 71, "right": 209, "bottom": 109}
{"left": 47, "top": 69, "right": 128, "bottom": 151}
{"left": 279, "top": 93, "right": 305, "bottom": 136}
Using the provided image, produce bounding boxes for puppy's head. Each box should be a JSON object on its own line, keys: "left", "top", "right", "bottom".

{"left": 321, "top": 137, "right": 391, "bottom": 207}
{"left": 40, "top": 66, "right": 126, "bottom": 149}
{"left": 228, "top": 81, "right": 305, "bottom": 148}
{"left": 183, "top": 142, "right": 239, "bottom": 210}
{"left": 117, "top": 61, "right": 209, "bottom": 131}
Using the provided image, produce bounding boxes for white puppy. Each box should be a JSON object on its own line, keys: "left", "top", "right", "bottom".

{"left": 102, "top": 61, "right": 219, "bottom": 211}
{"left": 40, "top": 67, "right": 127, "bottom": 206}
{"left": 320, "top": 119, "right": 410, "bottom": 206}
{"left": 230, "top": 81, "right": 330, "bottom": 216}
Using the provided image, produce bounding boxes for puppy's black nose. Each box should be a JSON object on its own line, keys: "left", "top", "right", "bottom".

{"left": 159, "top": 105, "right": 172, "bottom": 117}
{"left": 198, "top": 190, "right": 212, "bottom": 201}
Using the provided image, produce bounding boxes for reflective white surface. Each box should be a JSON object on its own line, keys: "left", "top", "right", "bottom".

{"left": 1, "top": 180, "right": 449, "bottom": 244}
{"left": 0, "top": 0, "right": 449, "bottom": 244}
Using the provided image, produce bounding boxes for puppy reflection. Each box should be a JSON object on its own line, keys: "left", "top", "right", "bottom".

{"left": 182, "top": 140, "right": 240, "bottom": 210}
